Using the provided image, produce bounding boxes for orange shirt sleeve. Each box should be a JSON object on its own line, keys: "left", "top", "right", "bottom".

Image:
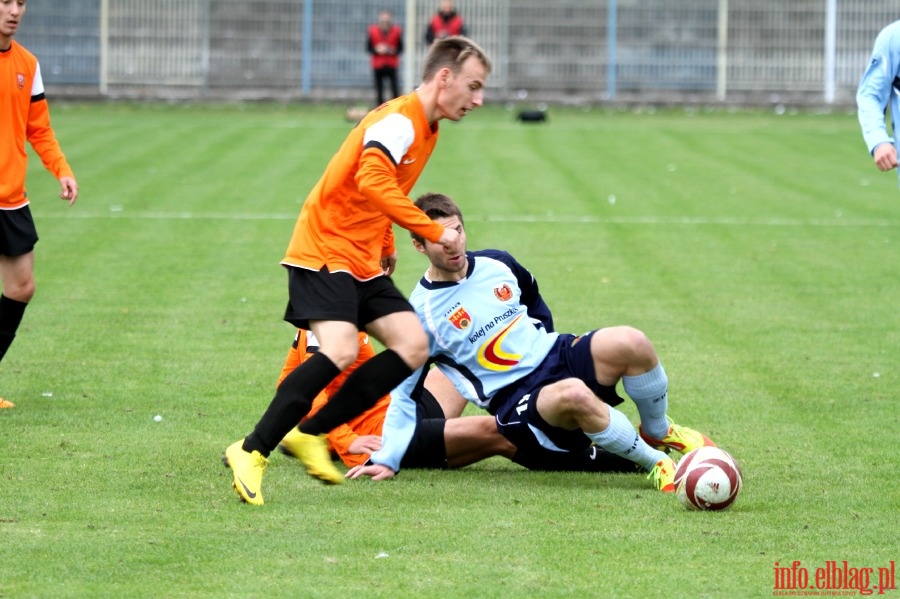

{"left": 382, "top": 223, "right": 396, "bottom": 259}
{"left": 328, "top": 394, "right": 391, "bottom": 468}
{"left": 356, "top": 147, "right": 444, "bottom": 244}
{"left": 326, "top": 424, "right": 364, "bottom": 468}
{"left": 27, "top": 98, "right": 74, "bottom": 181}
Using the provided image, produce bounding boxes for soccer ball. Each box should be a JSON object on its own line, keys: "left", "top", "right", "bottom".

{"left": 674, "top": 446, "right": 742, "bottom": 511}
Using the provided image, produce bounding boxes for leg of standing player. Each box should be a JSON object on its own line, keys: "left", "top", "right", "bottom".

{"left": 298, "top": 308, "right": 428, "bottom": 438}
{"left": 0, "top": 250, "right": 36, "bottom": 408}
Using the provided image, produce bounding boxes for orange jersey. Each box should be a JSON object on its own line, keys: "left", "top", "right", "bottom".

{"left": 277, "top": 329, "right": 389, "bottom": 468}
{"left": 0, "top": 41, "right": 74, "bottom": 209}
{"left": 281, "top": 92, "right": 445, "bottom": 280}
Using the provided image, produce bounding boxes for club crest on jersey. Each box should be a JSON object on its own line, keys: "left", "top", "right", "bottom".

{"left": 16, "top": 73, "right": 26, "bottom": 90}
{"left": 448, "top": 306, "right": 472, "bottom": 330}
{"left": 493, "top": 284, "right": 513, "bottom": 302}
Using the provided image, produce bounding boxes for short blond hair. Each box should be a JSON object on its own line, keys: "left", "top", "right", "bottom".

{"left": 422, "top": 36, "right": 492, "bottom": 81}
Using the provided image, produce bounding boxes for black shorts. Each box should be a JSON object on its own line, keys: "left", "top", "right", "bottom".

{"left": 0, "top": 206, "right": 38, "bottom": 256}
{"left": 400, "top": 388, "right": 448, "bottom": 469}
{"left": 283, "top": 266, "right": 413, "bottom": 330}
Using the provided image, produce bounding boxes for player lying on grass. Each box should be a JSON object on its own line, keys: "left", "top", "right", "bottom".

{"left": 276, "top": 329, "right": 636, "bottom": 473}
{"left": 347, "top": 192, "right": 716, "bottom": 491}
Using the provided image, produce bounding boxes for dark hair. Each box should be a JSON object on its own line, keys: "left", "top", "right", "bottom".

{"left": 411, "top": 192, "right": 464, "bottom": 244}
{"left": 422, "top": 36, "right": 492, "bottom": 81}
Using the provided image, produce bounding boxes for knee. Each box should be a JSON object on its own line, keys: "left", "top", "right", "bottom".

{"left": 24, "top": 280, "right": 35, "bottom": 301}
{"left": 554, "top": 379, "right": 600, "bottom": 415}
{"left": 474, "top": 415, "right": 499, "bottom": 436}
{"left": 475, "top": 417, "right": 515, "bottom": 457}
{"left": 622, "top": 326, "right": 655, "bottom": 358}
{"left": 537, "top": 378, "right": 610, "bottom": 431}
{"left": 4, "top": 279, "right": 35, "bottom": 302}
{"left": 322, "top": 338, "right": 360, "bottom": 370}
{"left": 601, "top": 326, "right": 657, "bottom": 367}
{"left": 393, "top": 326, "right": 430, "bottom": 369}
{"left": 557, "top": 379, "right": 610, "bottom": 430}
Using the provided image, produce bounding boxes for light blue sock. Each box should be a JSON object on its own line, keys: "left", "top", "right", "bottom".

{"left": 585, "top": 407, "right": 668, "bottom": 471}
{"left": 623, "top": 363, "right": 669, "bottom": 440}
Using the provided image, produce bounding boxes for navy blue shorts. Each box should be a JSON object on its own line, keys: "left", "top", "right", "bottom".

{"left": 283, "top": 266, "right": 413, "bottom": 330}
{"left": 0, "top": 206, "right": 38, "bottom": 257}
{"left": 491, "top": 330, "right": 623, "bottom": 454}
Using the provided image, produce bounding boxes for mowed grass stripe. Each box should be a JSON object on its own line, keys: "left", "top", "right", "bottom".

{"left": 3, "top": 102, "right": 896, "bottom": 598}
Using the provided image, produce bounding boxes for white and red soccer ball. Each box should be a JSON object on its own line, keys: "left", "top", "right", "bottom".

{"left": 674, "top": 446, "right": 742, "bottom": 511}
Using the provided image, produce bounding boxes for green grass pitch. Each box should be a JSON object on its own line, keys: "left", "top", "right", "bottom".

{"left": 0, "top": 101, "right": 897, "bottom": 598}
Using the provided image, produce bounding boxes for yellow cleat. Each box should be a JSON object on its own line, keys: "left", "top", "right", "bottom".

{"left": 223, "top": 439, "right": 268, "bottom": 505}
{"left": 0, "top": 398, "right": 15, "bottom": 409}
{"left": 647, "top": 457, "right": 676, "bottom": 493}
{"left": 278, "top": 428, "right": 343, "bottom": 485}
{"left": 640, "top": 417, "right": 715, "bottom": 455}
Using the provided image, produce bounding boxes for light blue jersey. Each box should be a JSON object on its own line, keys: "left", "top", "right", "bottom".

{"left": 371, "top": 249, "right": 559, "bottom": 472}
{"left": 857, "top": 20, "right": 900, "bottom": 187}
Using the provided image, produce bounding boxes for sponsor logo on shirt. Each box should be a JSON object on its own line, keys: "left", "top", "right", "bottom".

{"left": 477, "top": 314, "right": 523, "bottom": 371}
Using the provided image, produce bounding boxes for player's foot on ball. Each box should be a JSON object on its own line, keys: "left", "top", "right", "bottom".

{"left": 639, "top": 417, "right": 715, "bottom": 455}
{"left": 279, "top": 429, "right": 343, "bottom": 485}
{"left": 0, "top": 398, "right": 15, "bottom": 409}
{"left": 647, "top": 457, "right": 676, "bottom": 493}
{"left": 223, "top": 439, "right": 268, "bottom": 505}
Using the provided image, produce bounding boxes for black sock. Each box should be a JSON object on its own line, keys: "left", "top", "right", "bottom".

{"left": 0, "top": 295, "right": 28, "bottom": 363}
{"left": 242, "top": 352, "right": 341, "bottom": 457}
{"left": 300, "top": 349, "right": 412, "bottom": 436}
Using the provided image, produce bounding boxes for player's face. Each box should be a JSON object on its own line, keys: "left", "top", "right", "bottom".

{"left": 422, "top": 216, "right": 467, "bottom": 281}
{"left": 0, "top": 0, "right": 26, "bottom": 44}
{"left": 436, "top": 56, "right": 487, "bottom": 121}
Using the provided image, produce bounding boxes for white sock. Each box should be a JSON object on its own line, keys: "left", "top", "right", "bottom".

{"left": 585, "top": 407, "right": 668, "bottom": 471}
{"left": 623, "top": 363, "right": 669, "bottom": 440}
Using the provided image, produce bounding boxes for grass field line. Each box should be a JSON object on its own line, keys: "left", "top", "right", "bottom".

{"left": 37, "top": 210, "right": 899, "bottom": 228}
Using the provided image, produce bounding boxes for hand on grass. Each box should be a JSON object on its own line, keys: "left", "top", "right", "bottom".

{"left": 345, "top": 463, "right": 395, "bottom": 481}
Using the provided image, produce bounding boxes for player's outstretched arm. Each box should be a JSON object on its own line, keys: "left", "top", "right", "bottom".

{"left": 345, "top": 463, "right": 396, "bottom": 481}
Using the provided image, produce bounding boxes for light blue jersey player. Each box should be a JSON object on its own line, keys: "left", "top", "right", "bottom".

{"left": 857, "top": 20, "right": 900, "bottom": 183}
{"left": 349, "top": 193, "right": 717, "bottom": 490}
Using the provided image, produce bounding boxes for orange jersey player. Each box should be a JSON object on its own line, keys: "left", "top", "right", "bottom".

{"left": 224, "top": 37, "right": 492, "bottom": 505}
{"left": 1, "top": 0, "right": 79, "bottom": 407}
{"left": 282, "top": 88, "right": 443, "bottom": 281}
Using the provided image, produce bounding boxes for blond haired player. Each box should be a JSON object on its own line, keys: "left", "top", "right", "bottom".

{"left": 224, "top": 37, "right": 491, "bottom": 505}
